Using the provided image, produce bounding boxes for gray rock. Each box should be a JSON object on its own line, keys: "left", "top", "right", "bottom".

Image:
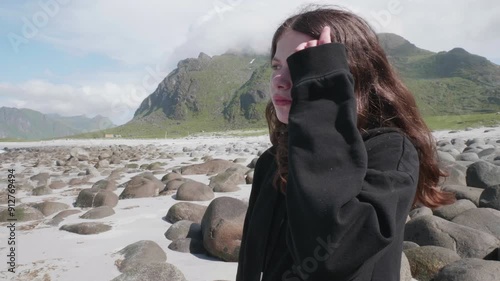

{"left": 409, "top": 206, "right": 433, "bottom": 219}
{"left": 437, "top": 151, "right": 455, "bottom": 163}
{"left": 32, "top": 185, "right": 52, "bottom": 196}
{"left": 479, "top": 185, "right": 500, "bottom": 210}
{"left": 233, "top": 158, "right": 247, "bottom": 164}
{"left": 452, "top": 208, "right": 500, "bottom": 238}
{"left": 99, "top": 152, "right": 112, "bottom": 160}
{"left": 114, "top": 240, "right": 167, "bottom": 273}
{"left": 69, "top": 176, "right": 90, "bottom": 186}
{"left": 80, "top": 206, "right": 115, "bottom": 219}
{"left": 109, "top": 155, "right": 122, "bottom": 165}
{"left": 456, "top": 152, "right": 479, "bottom": 161}
{"left": 403, "top": 241, "right": 420, "bottom": 251}
{"left": 404, "top": 246, "right": 461, "bottom": 281}
{"left": 245, "top": 170, "right": 254, "bottom": 184}
{"left": 91, "top": 179, "right": 117, "bottom": 191}
{"left": 400, "top": 252, "right": 412, "bottom": 281}
{"left": 33, "top": 202, "right": 70, "bottom": 216}
{"left": 404, "top": 215, "right": 500, "bottom": 258}
{"left": 119, "top": 174, "right": 162, "bottom": 199}
{"left": 433, "top": 258, "right": 500, "bottom": 281}
{"left": 46, "top": 209, "right": 81, "bottom": 226}
{"left": 161, "top": 179, "right": 188, "bottom": 194}
{"left": 180, "top": 159, "right": 242, "bottom": 175}
{"left": 49, "top": 180, "right": 67, "bottom": 189}
{"left": 247, "top": 158, "right": 259, "bottom": 169}
{"left": 30, "top": 172, "right": 50, "bottom": 186}
{"left": 466, "top": 160, "right": 500, "bottom": 188}
{"left": 111, "top": 262, "right": 186, "bottom": 281}
{"left": 176, "top": 181, "right": 214, "bottom": 201}
{"left": 146, "top": 162, "right": 164, "bottom": 171}
{"left": 433, "top": 199, "right": 476, "bottom": 220}
{"left": 85, "top": 166, "right": 100, "bottom": 177}
{"left": 95, "top": 159, "right": 110, "bottom": 168}
{"left": 165, "top": 202, "right": 207, "bottom": 224}
{"left": 60, "top": 222, "right": 112, "bottom": 235}
{"left": 437, "top": 140, "right": 451, "bottom": 147}
{"left": 0, "top": 205, "right": 44, "bottom": 222}
{"left": 70, "top": 147, "right": 89, "bottom": 161}
{"left": 442, "top": 185, "right": 483, "bottom": 206}
{"left": 75, "top": 188, "right": 118, "bottom": 208}
{"left": 441, "top": 148, "right": 461, "bottom": 158}
{"left": 126, "top": 163, "right": 139, "bottom": 169}
{"left": 439, "top": 163, "right": 467, "bottom": 186}
{"left": 164, "top": 220, "right": 202, "bottom": 241}
{"left": 478, "top": 148, "right": 500, "bottom": 160}
{"left": 201, "top": 196, "right": 247, "bottom": 262}
{"left": 209, "top": 166, "right": 248, "bottom": 192}
{"left": 168, "top": 238, "right": 206, "bottom": 254}
{"left": 161, "top": 172, "right": 183, "bottom": 183}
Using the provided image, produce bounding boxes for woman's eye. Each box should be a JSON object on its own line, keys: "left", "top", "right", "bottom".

{"left": 271, "top": 65, "right": 280, "bottom": 70}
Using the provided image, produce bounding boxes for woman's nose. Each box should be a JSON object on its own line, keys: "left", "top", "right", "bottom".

{"left": 272, "top": 70, "right": 292, "bottom": 91}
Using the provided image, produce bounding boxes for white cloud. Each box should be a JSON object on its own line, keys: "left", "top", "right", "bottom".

{"left": 0, "top": 80, "right": 148, "bottom": 125}
{"left": 9, "top": 0, "right": 493, "bottom": 65}
{"left": 1, "top": 0, "right": 498, "bottom": 125}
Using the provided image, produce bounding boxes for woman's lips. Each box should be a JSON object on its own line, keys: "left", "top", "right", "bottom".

{"left": 273, "top": 96, "right": 292, "bottom": 106}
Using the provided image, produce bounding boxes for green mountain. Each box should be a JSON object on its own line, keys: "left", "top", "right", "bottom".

{"left": 378, "top": 33, "right": 500, "bottom": 115}
{"left": 103, "top": 52, "right": 270, "bottom": 137}
{"left": 0, "top": 107, "right": 115, "bottom": 140}
{"left": 90, "top": 33, "right": 500, "bottom": 138}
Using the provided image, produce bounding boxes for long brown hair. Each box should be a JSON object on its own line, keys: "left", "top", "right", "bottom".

{"left": 266, "top": 4, "right": 455, "bottom": 208}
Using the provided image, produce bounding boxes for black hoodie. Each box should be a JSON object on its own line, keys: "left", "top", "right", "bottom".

{"left": 236, "top": 43, "right": 419, "bottom": 281}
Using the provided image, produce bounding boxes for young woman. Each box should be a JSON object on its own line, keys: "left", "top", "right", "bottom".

{"left": 236, "top": 5, "right": 455, "bottom": 281}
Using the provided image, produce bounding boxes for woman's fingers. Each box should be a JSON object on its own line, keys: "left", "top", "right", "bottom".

{"left": 306, "top": 40, "right": 318, "bottom": 47}
{"left": 295, "top": 42, "right": 308, "bottom": 52}
{"left": 318, "top": 26, "right": 332, "bottom": 45}
{"left": 294, "top": 26, "right": 331, "bottom": 53}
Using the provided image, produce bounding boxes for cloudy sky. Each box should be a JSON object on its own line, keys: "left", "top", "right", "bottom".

{"left": 0, "top": 0, "right": 499, "bottom": 125}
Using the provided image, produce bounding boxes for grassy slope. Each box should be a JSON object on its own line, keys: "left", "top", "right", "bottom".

{"left": 62, "top": 34, "right": 500, "bottom": 139}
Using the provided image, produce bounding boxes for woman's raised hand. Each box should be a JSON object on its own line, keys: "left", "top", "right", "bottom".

{"left": 294, "top": 26, "right": 332, "bottom": 52}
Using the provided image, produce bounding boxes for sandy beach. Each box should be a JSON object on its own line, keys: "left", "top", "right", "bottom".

{"left": 1, "top": 126, "right": 499, "bottom": 281}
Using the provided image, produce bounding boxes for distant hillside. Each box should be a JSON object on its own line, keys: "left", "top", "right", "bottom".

{"left": 82, "top": 33, "right": 500, "bottom": 138}
{"left": 378, "top": 33, "right": 500, "bottom": 115}
{"left": 102, "top": 52, "right": 270, "bottom": 137}
{"left": 0, "top": 107, "right": 115, "bottom": 140}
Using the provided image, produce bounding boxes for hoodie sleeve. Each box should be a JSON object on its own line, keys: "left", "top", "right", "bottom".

{"left": 283, "top": 43, "right": 419, "bottom": 280}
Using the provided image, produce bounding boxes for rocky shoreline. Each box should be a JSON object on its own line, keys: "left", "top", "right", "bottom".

{"left": 1, "top": 128, "right": 500, "bottom": 281}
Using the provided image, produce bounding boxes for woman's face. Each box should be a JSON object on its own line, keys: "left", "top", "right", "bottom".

{"left": 270, "top": 29, "right": 315, "bottom": 124}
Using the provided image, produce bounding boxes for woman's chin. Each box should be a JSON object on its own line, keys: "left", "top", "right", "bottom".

{"left": 276, "top": 113, "right": 289, "bottom": 124}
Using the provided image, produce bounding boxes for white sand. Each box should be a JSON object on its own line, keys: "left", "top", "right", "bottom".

{"left": 1, "top": 135, "right": 271, "bottom": 281}
{"left": 2, "top": 125, "right": 496, "bottom": 281}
